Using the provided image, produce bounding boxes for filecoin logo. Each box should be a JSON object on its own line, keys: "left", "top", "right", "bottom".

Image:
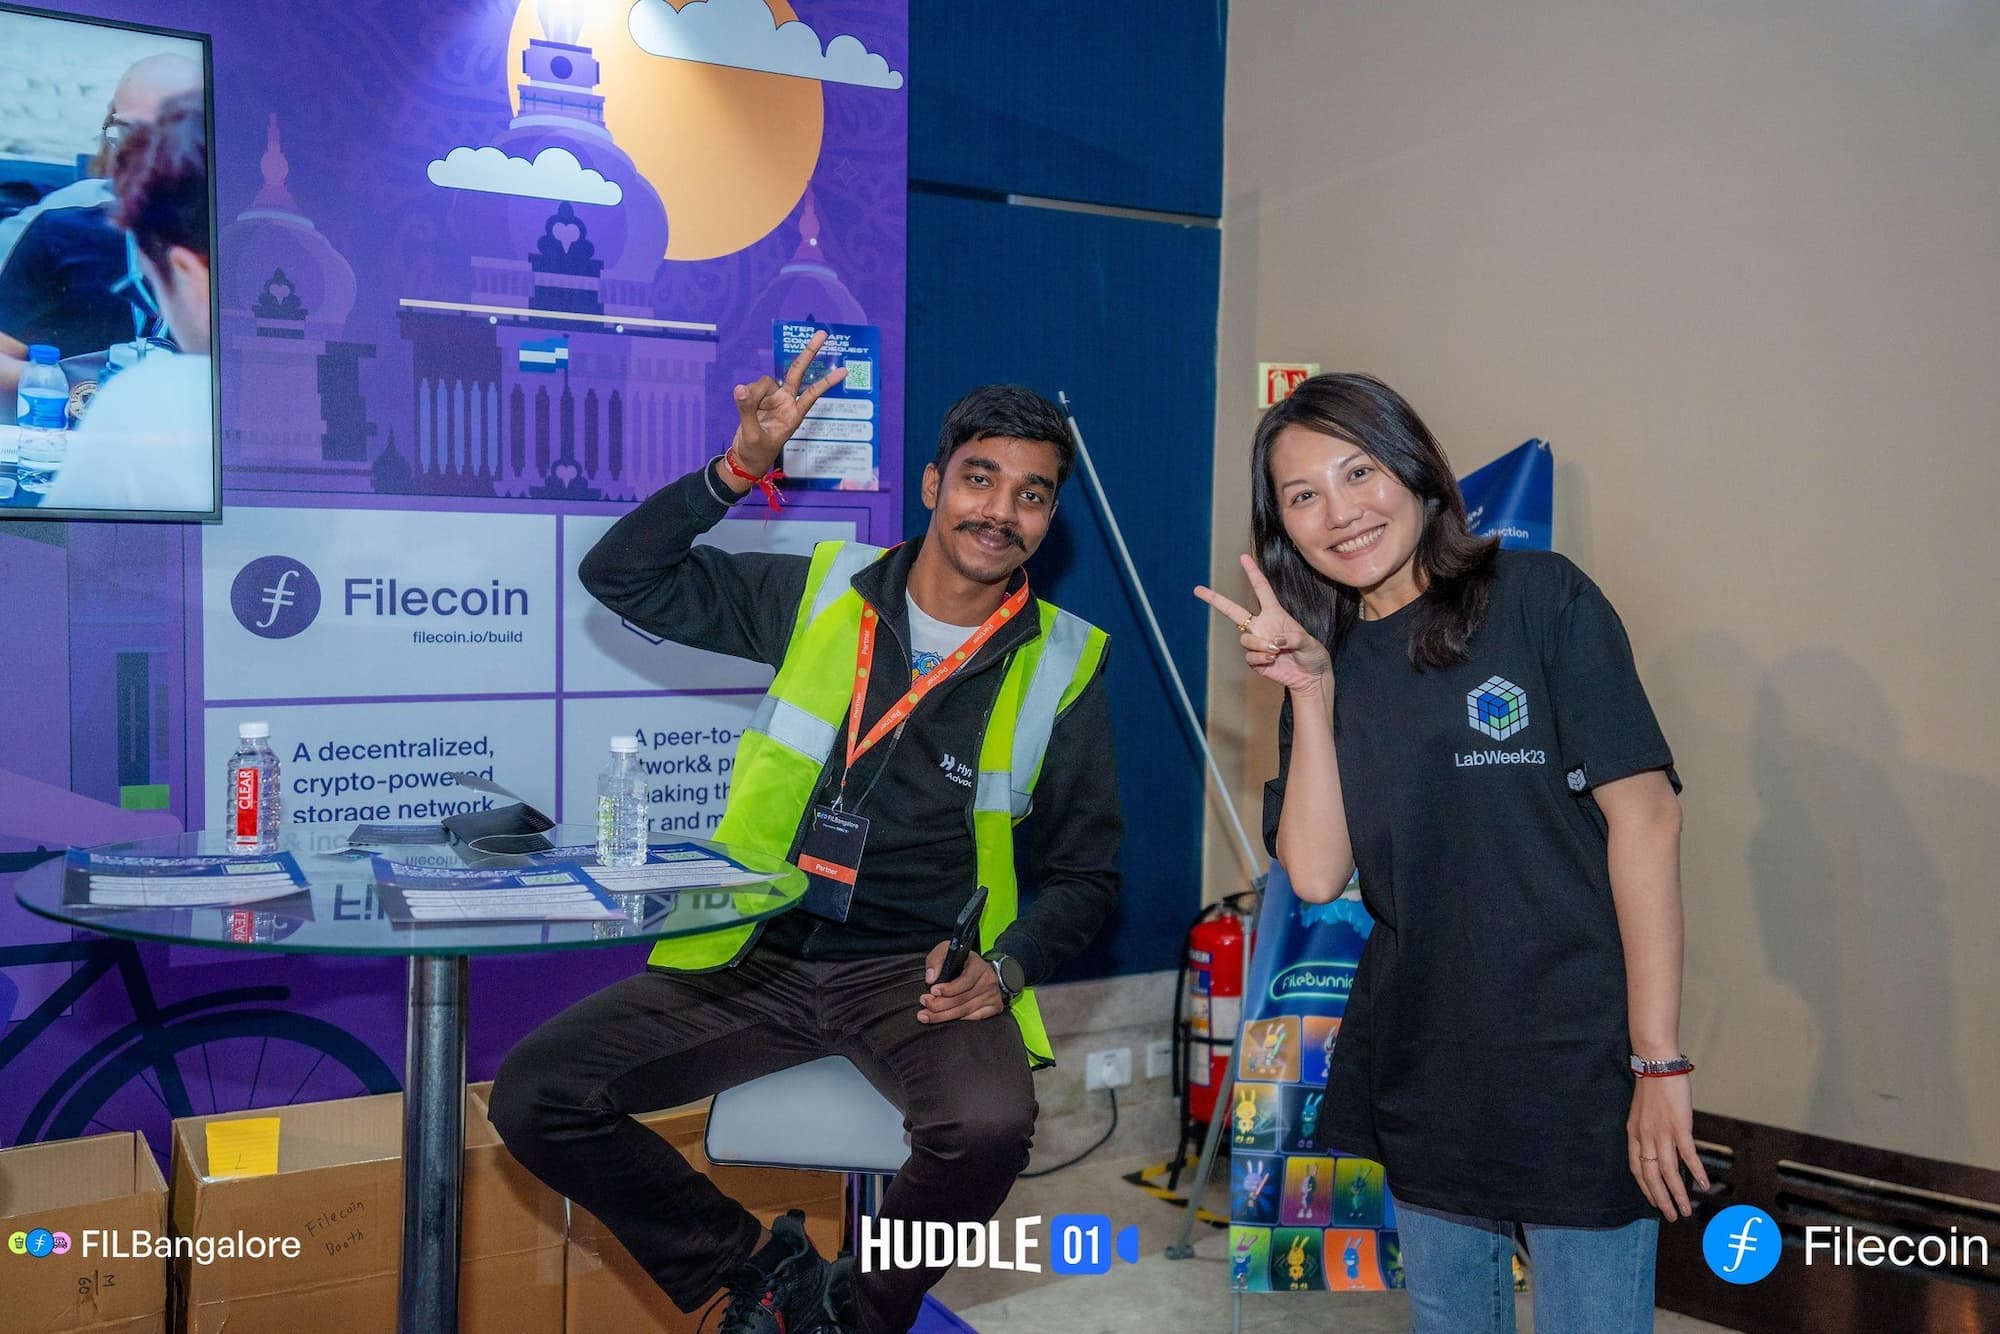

{"left": 230, "top": 556, "right": 322, "bottom": 639}
{"left": 1702, "top": 1206, "right": 1781, "bottom": 1284}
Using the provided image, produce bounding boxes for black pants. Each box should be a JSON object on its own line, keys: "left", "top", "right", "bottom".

{"left": 488, "top": 947, "right": 1038, "bottom": 1334}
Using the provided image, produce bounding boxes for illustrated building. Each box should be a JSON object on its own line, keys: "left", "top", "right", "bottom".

{"left": 218, "top": 115, "right": 374, "bottom": 491}
{"left": 396, "top": 0, "right": 716, "bottom": 500}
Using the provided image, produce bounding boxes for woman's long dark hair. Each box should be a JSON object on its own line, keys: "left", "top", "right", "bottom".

{"left": 1250, "top": 373, "right": 1498, "bottom": 669}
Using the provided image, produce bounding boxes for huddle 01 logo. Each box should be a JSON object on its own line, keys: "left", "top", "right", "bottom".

{"left": 1703, "top": 1205, "right": 1781, "bottom": 1284}
{"left": 1466, "top": 675, "right": 1529, "bottom": 741}
{"left": 859, "top": 1213, "right": 1139, "bottom": 1275}
{"left": 1048, "top": 1214, "right": 1141, "bottom": 1276}
{"left": 231, "top": 556, "right": 322, "bottom": 639}
{"left": 8, "top": 1228, "right": 72, "bottom": 1258}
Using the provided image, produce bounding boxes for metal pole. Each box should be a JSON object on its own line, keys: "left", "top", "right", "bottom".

{"left": 1058, "top": 393, "right": 1265, "bottom": 888}
{"left": 1056, "top": 392, "right": 1256, "bottom": 1272}
{"left": 1160, "top": 1072, "right": 1232, "bottom": 1256}
{"left": 399, "top": 954, "right": 468, "bottom": 1334}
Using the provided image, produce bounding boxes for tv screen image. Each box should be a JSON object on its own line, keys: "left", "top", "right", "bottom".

{"left": 0, "top": 2, "right": 218, "bottom": 521}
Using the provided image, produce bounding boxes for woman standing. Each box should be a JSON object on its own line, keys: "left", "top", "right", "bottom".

{"left": 1197, "top": 374, "right": 1703, "bottom": 1333}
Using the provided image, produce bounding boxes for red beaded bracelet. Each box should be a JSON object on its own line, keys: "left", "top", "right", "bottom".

{"left": 723, "top": 448, "right": 785, "bottom": 511}
{"left": 1629, "top": 1054, "right": 1696, "bottom": 1077}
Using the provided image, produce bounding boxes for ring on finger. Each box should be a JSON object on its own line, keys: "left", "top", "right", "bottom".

{"left": 1236, "top": 621, "right": 1251, "bottom": 634}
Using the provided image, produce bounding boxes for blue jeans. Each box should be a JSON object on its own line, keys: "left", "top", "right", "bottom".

{"left": 1395, "top": 1200, "right": 1659, "bottom": 1334}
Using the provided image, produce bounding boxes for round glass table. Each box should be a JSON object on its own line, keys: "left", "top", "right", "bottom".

{"left": 15, "top": 826, "right": 805, "bottom": 1334}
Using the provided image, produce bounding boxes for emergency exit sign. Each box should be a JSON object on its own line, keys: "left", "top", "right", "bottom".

{"left": 1258, "top": 362, "right": 1319, "bottom": 409}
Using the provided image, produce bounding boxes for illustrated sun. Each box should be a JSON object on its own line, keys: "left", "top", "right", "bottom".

{"left": 506, "top": 0, "right": 824, "bottom": 262}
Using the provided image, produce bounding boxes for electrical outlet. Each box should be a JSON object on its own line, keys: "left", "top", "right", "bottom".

{"left": 1145, "top": 1039, "right": 1173, "bottom": 1079}
{"left": 1085, "top": 1047, "right": 1133, "bottom": 1091}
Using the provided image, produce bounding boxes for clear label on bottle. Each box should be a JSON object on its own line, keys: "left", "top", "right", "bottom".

{"left": 233, "top": 764, "right": 260, "bottom": 842}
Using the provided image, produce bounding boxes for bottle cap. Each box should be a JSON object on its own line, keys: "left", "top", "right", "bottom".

{"left": 28, "top": 344, "right": 59, "bottom": 364}
{"left": 609, "top": 735, "right": 639, "bottom": 753}
{"left": 238, "top": 721, "right": 271, "bottom": 739}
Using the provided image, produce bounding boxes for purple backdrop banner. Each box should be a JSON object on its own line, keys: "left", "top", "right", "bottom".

{"left": 0, "top": 0, "right": 908, "bottom": 1158}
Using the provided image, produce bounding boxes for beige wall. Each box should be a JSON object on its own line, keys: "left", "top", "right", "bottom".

{"left": 1206, "top": 2, "right": 2000, "bottom": 1170}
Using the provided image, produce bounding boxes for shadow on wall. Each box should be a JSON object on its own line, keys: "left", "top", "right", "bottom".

{"left": 1650, "top": 632, "right": 1812, "bottom": 1129}
{"left": 1655, "top": 635, "right": 1997, "bottom": 1169}
{"left": 1745, "top": 650, "right": 1985, "bottom": 1164}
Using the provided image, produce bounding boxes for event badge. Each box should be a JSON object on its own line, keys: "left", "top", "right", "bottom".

{"left": 797, "top": 805, "right": 868, "bottom": 922}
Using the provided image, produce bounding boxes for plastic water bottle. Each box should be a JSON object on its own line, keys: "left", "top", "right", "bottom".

{"left": 100, "top": 341, "right": 141, "bottom": 391}
{"left": 16, "top": 344, "right": 68, "bottom": 493}
{"left": 225, "top": 722, "right": 283, "bottom": 853}
{"left": 15, "top": 343, "right": 67, "bottom": 422}
{"left": 595, "top": 736, "right": 648, "bottom": 868}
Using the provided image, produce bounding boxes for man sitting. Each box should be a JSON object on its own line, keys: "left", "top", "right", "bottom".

{"left": 492, "top": 347, "right": 1123, "bottom": 1333}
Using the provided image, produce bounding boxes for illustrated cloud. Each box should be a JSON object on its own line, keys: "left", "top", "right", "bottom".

{"left": 425, "top": 145, "right": 624, "bottom": 206}
{"left": 628, "top": 0, "right": 904, "bottom": 90}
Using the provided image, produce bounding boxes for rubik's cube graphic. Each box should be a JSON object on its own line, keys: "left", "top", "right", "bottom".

{"left": 1466, "top": 676, "right": 1529, "bottom": 740}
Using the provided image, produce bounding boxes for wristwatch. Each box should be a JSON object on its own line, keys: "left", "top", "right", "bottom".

{"left": 983, "top": 951, "right": 1025, "bottom": 1008}
{"left": 1629, "top": 1053, "right": 1696, "bottom": 1077}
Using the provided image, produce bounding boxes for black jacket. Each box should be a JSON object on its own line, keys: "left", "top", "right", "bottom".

{"left": 577, "top": 465, "right": 1122, "bottom": 986}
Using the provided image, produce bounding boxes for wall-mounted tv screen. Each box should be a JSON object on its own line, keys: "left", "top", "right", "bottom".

{"left": 0, "top": 2, "right": 218, "bottom": 521}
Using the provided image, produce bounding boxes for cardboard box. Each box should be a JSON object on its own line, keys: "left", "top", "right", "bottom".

{"left": 522, "top": 1099, "right": 843, "bottom": 1334}
{"left": 169, "top": 1089, "right": 564, "bottom": 1333}
{"left": 0, "top": 1131, "right": 168, "bottom": 1333}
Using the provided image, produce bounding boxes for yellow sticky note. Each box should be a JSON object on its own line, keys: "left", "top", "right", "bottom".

{"left": 206, "top": 1117, "right": 281, "bottom": 1179}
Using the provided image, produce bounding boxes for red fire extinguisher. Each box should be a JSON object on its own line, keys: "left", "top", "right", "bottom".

{"left": 1171, "top": 892, "right": 1254, "bottom": 1184}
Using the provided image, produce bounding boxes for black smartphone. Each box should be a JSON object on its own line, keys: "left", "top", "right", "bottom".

{"left": 934, "top": 884, "right": 989, "bottom": 984}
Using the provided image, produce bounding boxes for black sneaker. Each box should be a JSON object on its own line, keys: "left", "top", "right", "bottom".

{"left": 716, "top": 1210, "right": 830, "bottom": 1334}
{"left": 820, "top": 1253, "right": 859, "bottom": 1332}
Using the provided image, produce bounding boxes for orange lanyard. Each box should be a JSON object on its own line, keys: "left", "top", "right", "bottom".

{"left": 845, "top": 582, "right": 1031, "bottom": 778}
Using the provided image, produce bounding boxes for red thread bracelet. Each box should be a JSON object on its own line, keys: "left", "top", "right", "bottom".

{"left": 724, "top": 448, "right": 785, "bottom": 511}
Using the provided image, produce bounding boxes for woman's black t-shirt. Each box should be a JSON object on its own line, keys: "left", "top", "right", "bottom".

{"left": 1262, "top": 549, "right": 1678, "bottom": 1226}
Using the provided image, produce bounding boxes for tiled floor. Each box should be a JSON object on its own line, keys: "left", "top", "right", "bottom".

{"left": 932, "top": 1153, "right": 1738, "bottom": 1334}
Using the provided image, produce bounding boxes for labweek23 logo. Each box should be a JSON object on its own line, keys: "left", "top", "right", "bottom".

{"left": 1465, "top": 675, "right": 1528, "bottom": 741}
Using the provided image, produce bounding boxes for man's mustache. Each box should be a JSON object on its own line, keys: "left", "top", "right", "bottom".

{"left": 955, "top": 520, "right": 1025, "bottom": 551}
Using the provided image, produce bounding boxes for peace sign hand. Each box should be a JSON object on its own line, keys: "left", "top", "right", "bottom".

{"left": 1195, "top": 554, "right": 1333, "bottom": 695}
{"left": 729, "top": 328, "right": 849, "bottom": 475}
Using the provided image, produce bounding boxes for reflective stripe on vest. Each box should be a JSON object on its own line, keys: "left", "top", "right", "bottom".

{"left": 799, "top": 542, "right": 886, "bottom": 646}
{"left": 972, "top": 607, "right": 1093, "bottom": 819}
{"left": 646, "top": 540, "right": 1108, "bottom": 1068}
{"left": 748, "top": 694, "right": 840, "bottom": 767}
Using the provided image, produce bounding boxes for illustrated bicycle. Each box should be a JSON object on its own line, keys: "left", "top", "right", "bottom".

{"left": 0, "top": 848, "right": 399, "bottom": 1157}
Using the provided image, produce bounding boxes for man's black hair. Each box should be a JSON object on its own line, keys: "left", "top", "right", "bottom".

{"left": 930, "top": 384, "right": 1074, "bottom": 489}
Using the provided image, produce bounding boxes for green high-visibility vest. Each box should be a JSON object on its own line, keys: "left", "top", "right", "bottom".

{"left": 646, "top": 540, "right": 1108, "bottom": 1066}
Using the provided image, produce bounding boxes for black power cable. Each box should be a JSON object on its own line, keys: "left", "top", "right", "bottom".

{"left": 1021, "top": 1088, "right": 1118, "bottom": 1179}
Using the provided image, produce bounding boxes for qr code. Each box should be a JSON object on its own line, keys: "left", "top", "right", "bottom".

{"left": 840, "top": 359, "right": 873, "bottom": 391}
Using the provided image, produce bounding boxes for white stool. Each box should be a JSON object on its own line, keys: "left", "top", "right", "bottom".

{"left": 705, "top": 1055, "right": 911, "bottom": 1233}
